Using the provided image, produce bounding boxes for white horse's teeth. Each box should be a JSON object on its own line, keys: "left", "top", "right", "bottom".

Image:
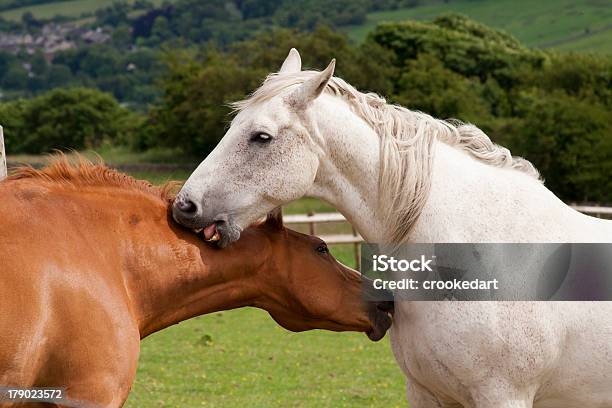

{"left": 194, "top": 228, "right": 203, "bottom": 234}
{"left": 205, "top": 231, "right": 221, "bottom": 242}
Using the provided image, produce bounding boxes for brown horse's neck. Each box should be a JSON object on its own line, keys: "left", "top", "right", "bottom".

{"left": 5, "top": 160, "right": 269, "bottom": 339}
{"left": 105, "top": 190, "right": 264, "bottom": 338}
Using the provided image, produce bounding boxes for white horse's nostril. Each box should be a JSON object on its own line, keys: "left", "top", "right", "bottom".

{"left": 176, "top": 196, "right": 198, "bottom": 214}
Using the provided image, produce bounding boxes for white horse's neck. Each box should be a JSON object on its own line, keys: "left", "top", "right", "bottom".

{"left": 307, "top": 96, "right": 385, "bottom": 242}
{"left": 308, "top": 97, "right": 611, "bottom": 244}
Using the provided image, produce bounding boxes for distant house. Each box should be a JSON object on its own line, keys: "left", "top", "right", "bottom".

{"left": 0, "top": 22, "right": 110, "bottom": 58}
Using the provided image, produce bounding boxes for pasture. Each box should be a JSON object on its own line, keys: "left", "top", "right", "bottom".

{"left": 345, "top": 0, "right": 612, "bottom": 53}
{"left": 125, "top": 309, "right": 404, "bottom": 407}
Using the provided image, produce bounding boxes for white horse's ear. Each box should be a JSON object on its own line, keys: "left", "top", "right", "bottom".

{"left": 279, "top": 48, "right": 302, "bottom": 74}
{"left": 288, "top": 59, "right": 335, "bottom": 109}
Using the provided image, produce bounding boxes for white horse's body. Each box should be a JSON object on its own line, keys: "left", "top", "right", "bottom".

{"left": 174, "top": 49, "right": 612, "bottom": 407}
{"left": 311, "top": 100, "right": 612, "bottom": 407}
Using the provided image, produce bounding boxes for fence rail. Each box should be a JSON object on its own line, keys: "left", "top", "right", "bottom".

{"left": 283, "top": 212, "right": 363, "bottom": 266}
{"left": 284, "top": 205, "right": 612, "bottom": 266}
{"left": 570, "top": 205, "right": 612, "bottom": 217}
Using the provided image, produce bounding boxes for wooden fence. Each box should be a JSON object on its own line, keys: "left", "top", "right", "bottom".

{"left": 283, "top": 213, "right": 363, "bottom": 267}
{"left": 283, "top": 206, "right": 612, "bottom": 267}
{"left": 570, "top": 205, "right": 612, "bottom": 218}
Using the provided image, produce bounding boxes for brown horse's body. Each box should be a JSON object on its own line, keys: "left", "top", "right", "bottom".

{"left": 0, "top": 160, "right": 391, "bottom": 408}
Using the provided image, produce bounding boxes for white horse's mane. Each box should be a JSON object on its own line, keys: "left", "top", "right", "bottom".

{"left": 232, "top": 71, "right": 541, "bottom": 243}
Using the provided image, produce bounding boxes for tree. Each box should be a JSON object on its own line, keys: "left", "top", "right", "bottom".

{"left": 394, "top": 54, "right": 489, "bottom": 122}
{"left": 143, "top": 27, "right": 396, "bottom": 155}
{"left": 150, "top": 15, "right": 172, "bottom": 43}
{"left": 144, "top": 48, "right": 265, "bottom": 154}
{"left": 231, "top": 26, "right": 396, "bottom": 97}
{"left": 0, "top": 88, "right": 133, "bottom": 153}
{"left": 508, "top": 90, "right": 612, "bottom": 202}
{"left": 370, "top": 13, "right": 544, "bottom": 89}
{"left": 1, "top": 63, "right": 28, "bottom": 90}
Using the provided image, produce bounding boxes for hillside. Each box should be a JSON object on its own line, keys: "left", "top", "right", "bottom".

{"left": 346, "top": 0, "right": 612, "bottom": 53}
{"left": 0, "top": 0, "right": 169, "bottom": 21}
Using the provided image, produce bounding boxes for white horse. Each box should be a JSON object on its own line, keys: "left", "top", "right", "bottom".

{"left": 173, "top": 49, "right": 612, "bottom": 407}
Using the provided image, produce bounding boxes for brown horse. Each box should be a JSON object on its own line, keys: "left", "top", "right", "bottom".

{"left": 0, "top": 159, "right": 392, "bottom": 408}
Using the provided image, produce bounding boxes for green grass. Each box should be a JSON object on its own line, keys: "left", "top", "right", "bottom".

{"left": 554, "top": 25, "right": 612, "bottom": 52}
{"left": 125, "top": 309, "right": 404, "bottom": 408}
{"left": 91, "top": 145, "right": 192, "bottom": 165}
{"left": 345, "top": 0, "right": 612, "bottom": 53}
{"left": 0, "top": 0, "right": 171, "bottom": 20}
{"left": 129, "top": 169, "right": 191, "bottom": 185}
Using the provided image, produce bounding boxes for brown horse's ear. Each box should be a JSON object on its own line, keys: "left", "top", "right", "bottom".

{"left": 266, "top": 207, "right": 283, "bottom": 229}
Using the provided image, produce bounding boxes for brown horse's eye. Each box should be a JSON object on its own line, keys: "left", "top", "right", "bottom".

{"left": 316, "top": 243, "right": 329, "bottom": 254}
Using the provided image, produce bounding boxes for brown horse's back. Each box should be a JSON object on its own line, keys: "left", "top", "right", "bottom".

{"left": 0, "top": 179, "right": 139, "bottom": 405}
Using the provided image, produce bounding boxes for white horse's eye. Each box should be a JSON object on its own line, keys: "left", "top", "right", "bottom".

{"left": 250, "top": 132, "right": 273, "bottom": 144}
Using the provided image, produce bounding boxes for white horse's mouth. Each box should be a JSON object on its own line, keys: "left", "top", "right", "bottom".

{"left": 206, "top": 231, "right": 221, "bottom": 242}
{"left": 191, "top": 218, "right": 242, "bottom": 248}
{"left": 194, "top": 224, "right": 221, "bottom": 242}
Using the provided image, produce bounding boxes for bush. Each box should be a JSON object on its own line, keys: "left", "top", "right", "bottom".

{"left": 142, "top": 49, "right": 266, "bottom": 155}
{"left": 508, "top": 90, "right": 612, "bottom": 202}
{"left": 0, "top": 88, "right": 135, "bottom": 154}
{"left": 370, "top": 14, "right": 544, "bottom": 88}
{"left": 394, "top": 54, "right": 490, "bottom": 122}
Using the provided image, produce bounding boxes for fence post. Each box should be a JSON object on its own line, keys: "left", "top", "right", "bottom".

{"left": 352, "top": 225, "right": 360, "bottom": 270}
{"left": 0, "top": 125, "right": 6, "bottom": 180}
{"left": 308, "top": 210, "right": 315, "bottom": 235}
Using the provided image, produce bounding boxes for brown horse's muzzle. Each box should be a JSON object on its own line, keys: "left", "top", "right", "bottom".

{"left": 366, "top": 298, "right": 394, "bottom": 341}
{"left": 361, "top": 276, "right": 394, "bottom": 341}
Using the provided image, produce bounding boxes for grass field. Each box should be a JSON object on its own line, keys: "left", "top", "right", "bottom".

{"left": 345, "top": 0, "right": 612, "bottom": 53}
{"left": 125, "top": 309, "right": 405, "bottom": 407}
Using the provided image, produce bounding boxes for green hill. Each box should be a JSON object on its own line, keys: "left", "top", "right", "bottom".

{"left": 0, "top": 0, "right": 168, "bottom": 21}
{"left": 345, "top": 0, "right": 612, "bottom": 53}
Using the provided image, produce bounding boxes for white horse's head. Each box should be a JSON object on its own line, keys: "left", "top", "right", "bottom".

{"left": 173, "top": 48, "right": 541, "bottom": 247}
{"left": 173, "top": 49, "right": 338, "bottom": 246}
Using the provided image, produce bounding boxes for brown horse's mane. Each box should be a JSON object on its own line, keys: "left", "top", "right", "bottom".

{"left": 7, "top": 154, "right": 177, "bottom": 203}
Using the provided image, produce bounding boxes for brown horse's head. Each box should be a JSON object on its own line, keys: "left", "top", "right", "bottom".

{"left": 240, "top": 208, "right": 393, "bottom": 341}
